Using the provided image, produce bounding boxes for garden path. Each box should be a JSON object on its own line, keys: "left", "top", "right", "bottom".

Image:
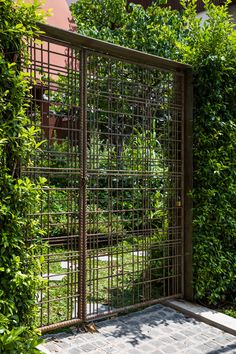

{"left": 39, "top": 304, "right": 236, "bottom": 354}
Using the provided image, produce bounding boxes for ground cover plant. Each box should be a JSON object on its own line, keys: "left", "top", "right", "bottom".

{"left": 37, "top": 244, "right": 161, "bottom": 325}
{"left": 0, "top": 0, "right": 48, "bottom": 352}
{"left": 71, "top": 0, "right": 236, "bottom": 310}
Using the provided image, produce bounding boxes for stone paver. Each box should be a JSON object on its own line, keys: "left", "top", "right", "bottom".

{"left": 39, "top": 304, "right": 236, "bottom": 354}
{"left": 73, "top": 302, "right": 110, "bottom": 318}
{"left": 43, "top": 273, "right": 66, "bottom": 281}
{"left": 132, "top": 251, "right": 147, "bottom": 257}
{"left": 97, "top": 256, "right": 117, "bottom": 262}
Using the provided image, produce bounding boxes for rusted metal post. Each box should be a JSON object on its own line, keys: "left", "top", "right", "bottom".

{"left": 184, "top": 68, "right": 193, "bottom": 301}
{"left": 79, "top": 48, "right": 87, "bottom": 321}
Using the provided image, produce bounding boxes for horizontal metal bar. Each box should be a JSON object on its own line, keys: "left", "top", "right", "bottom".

{"left": 38, "top": 23, "right": 191, "bottom": 72}
{"left": 39, "top": 318, "right": 83, "bottom": 334}
{"left": 86, "top": 294, "right": 182, "bottom": 321}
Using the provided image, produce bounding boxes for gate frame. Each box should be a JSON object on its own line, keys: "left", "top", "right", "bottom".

{"left": 34, "top": 23, "right": 193, "bottom": 331}
{"left": 184, "top": 69, "right": 193, "bottom": 301}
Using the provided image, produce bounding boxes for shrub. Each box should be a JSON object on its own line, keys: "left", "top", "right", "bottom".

{"left": 40, "top": 129, "right": 164, "bottom": 244}
{"left": 0, "top": 0, "right": 47, "bottom": 351}
{"left": 181, "top": 1, "right": 236, "bottom": 304}
{"left": 71, "top": 0, "right": 236, "bottom": 305}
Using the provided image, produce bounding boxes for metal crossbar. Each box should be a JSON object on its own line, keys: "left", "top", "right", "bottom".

{"left": 23, "top": 24, "right": 193, "bottom": 332}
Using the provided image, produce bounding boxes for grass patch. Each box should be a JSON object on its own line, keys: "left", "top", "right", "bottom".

{"left": 37, "top": 242, "right": 163, "bottom": 326}
{"left": 221, "top": 307, "right": 236, "bottom": 319}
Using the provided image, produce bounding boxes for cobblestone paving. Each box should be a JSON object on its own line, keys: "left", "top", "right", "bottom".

{"left": 40, "top": 304, "right": 236, "bottom": 354}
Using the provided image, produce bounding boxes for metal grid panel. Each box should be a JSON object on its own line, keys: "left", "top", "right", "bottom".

{"left": 24, "top": 38, "right": 83, "bottom": 328}
{"left": 86, "top": 53, "right": 184, "bottom": 319}
{"left": 23, "top": 27, "right": 188, "bottom": 331}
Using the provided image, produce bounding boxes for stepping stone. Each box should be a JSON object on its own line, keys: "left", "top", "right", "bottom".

{"left": 60, "top": 261, "right": 78, "bottom": 269}
{"left": 87, "top": 302, "right": 110, "bottom": 315}
{"left": 133, "top": 251, "right": 147, "bottom": 257}
{"left": 61, "top": 261, "right": 70, "bottom": 269}
{"left": 36, "top": 292, "right": 44, "bottom": 301}
{"left": 98, "top": 256, "right": 117, "bottom": 262}
{"left": 42, "top": 273, "right": 66, "bottom": 281}
{"left": 72, "top": 302, "right": 111, "bottom": 317}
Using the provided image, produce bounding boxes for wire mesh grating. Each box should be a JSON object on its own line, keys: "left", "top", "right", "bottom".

{"left": 23, "top": 26, "right": 190, "bottom": 331}
{"left": 86, "top": 53, "right": 184, "bottom": 318}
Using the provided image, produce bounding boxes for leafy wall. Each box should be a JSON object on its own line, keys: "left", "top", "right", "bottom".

{"left": 71, "top": 0, "right": 236, "bottom": 306}
{"left": 0, "top": 0, "right": 46, "bottom": 352}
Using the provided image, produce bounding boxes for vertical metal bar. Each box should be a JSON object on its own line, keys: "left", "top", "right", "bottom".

{"left": 184, "top": 68, "right": 193, "bottom": 301}
{"left": 79, "top": 48, "right": 87, "bottom": 320}
{"left": 180, "top": 75, "right": 185, "bottom": 297}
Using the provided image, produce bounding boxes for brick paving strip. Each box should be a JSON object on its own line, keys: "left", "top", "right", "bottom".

{"left": 38, "top": 304, "right": 236, "bottom": 354}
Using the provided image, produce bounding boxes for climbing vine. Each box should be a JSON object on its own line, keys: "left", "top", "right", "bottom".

{"left": 0, "top": 0, "right": 47, "bottom": 352}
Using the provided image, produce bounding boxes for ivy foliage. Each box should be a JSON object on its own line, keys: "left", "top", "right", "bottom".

{"left": 71, "top": 0, "right": 236, "bottom": 305}
{"left": 183, "top": 1, "right": 236, "bottom": 304}
{"left": 0, "top": 0, "right": 47, "bottom": 352}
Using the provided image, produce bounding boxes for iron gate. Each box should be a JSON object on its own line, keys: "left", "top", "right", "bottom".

{"left": 24, "top": 24, "right": 192, "bottom": 332}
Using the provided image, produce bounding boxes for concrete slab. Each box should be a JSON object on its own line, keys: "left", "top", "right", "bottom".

{"left": 87, "top": 302, "right": 110, "bottom": 315}
{"left": 133, "top": 251, "right": 147, "bottom": 257}
{"left": 61, "top": 261, "right": 70, "bottom": 269}
{"left": 61, "top": 261, "right": 78, "bottom": 269}
{"left": 36, "top": 291, "right": 45, "bottom": 301}
{"left": 166, "top": 299, "right": 236, "bottom": 336}
{"left": 43, "top": 273, "right": 66, "bottom": 281}
{"left": 72, "top": 302, "right": 110, "bottom": 318}
{"left": 97, "top": 256, "right": 117, "bottom": 262}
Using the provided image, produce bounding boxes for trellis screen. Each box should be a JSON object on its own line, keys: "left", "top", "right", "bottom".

{"left": 23, "top": 24, "right": 192, "bottom": 332}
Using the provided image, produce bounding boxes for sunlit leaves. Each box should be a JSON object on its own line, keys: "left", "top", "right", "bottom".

{"left": 0, "top": 0, "right": 46, "bottom": 352}
{"left": 71, "top": 0, "right": 236, "bottom": 306}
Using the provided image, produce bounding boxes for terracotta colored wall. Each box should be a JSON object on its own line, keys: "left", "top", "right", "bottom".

{"left": 36, "top": 0, "right": 76, "bottom": 75}
{"left": 28, "top": 1, "right": 77, "bottom": 142}
{"left": 43, "top": 0, "right": 72, "bottom": 30}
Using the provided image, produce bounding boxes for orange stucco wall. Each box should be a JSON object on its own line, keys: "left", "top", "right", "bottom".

{"left": 33, "top": 0, "right": 76, "bottom": 78}
{"left": 27, "top": 0, "right": 77, "bottom": 141}
{"left": 43, "top": 0, "right": 73, "bottom": 30}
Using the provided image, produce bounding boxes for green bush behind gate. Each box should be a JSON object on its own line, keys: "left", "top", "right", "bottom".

{"left": 71, "top": 0, "right": 236, "bottom": 305}
{"left": 0, "top": 1, "right": 46, "bottom": 352}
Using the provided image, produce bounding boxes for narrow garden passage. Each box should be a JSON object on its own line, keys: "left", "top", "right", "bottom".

{"left": 39, "top": 304, "right": 236, "bottom": 354}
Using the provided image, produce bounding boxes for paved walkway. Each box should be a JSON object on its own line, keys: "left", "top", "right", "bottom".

{"left": 40, "top": 304, "right": 236, "bottom": 354}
